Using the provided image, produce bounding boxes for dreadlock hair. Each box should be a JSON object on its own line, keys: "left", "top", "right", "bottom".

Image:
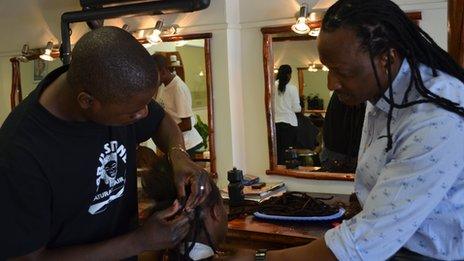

{"left": 141, "top": 154, "right": 221, "bottom": 260}
{"left": 322, "top": 0, "right": 464, "bottom": 151}
{"left": 276, "top": 64, "right": 292, "bottom": 94}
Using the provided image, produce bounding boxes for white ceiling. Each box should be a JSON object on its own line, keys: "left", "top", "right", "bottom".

{"left": 0, "top": 0, "right": 224, "bottom": 54}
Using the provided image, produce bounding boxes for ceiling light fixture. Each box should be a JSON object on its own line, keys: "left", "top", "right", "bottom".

{"left": 162, "top": 24, "right": 178, "bottom": 35}
{"left": 14, "top": 44, "right": 31, "bottom": 62}
{"left": 40, "top": 41, "right": 55, "bottom": 61}
{"left": 291, "top": 4, "right": 310, "bottom": 34}
{"left": 147, "top": 20, "right": 163, "bottom": 44}
{"left": 309, "top": 28, "right": 321, "bottom": 37}
{"left": 307, "top": 63, "right": 318, "bottom": 72}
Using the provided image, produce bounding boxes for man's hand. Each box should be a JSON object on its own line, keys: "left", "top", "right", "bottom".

{"left": 170, "top": 149, "right": 211, "bottom": 211}
{"left": 152, "top": 114, "right": 211, "bottom": 211}
{"left": 134, "top": 200, "right": 190, "bottom": 252}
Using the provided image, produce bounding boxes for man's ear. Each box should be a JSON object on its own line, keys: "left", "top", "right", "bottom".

{"left": 380, "top": 48, "right": 400, "bottom": 70}
{"left": 77, "top": 91, "right": 95, "bottom": 110}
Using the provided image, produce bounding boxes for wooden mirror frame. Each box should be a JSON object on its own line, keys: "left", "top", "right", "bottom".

{"left": 10, "top": 49, "right": 60, "bottom": 109}
{"left": 262, "top": 12, "right": 421, "bottom": 181}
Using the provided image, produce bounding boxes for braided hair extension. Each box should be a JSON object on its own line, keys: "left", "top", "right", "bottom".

{"left": 322, "top": 0, "right": 464, "bottom": 151}
{"left": 276, "top": 64, "right": 292, "bottom": 94}
{"left": 179, "top": 206, "right": 217, "bottom": 261}
{"left": 140, "top": 154, "right": 222, "bottom": 260}
{"left": 257, "top": 192, "right": 340, "bottom": 217}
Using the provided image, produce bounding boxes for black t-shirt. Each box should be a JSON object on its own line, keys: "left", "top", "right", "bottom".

{"left": 0, "top": 66, "right": 165, "bottom": 258}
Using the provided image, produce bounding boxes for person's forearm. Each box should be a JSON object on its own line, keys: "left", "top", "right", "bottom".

{"left": 152, "top": 114, "right": 185, "bottom": 152}
{"left": 231, "top": 238, "right": 337, "bottom": 261}
{"left": 178, "top": 118, "right": 192, "bottom": 132}
{"left": 14, "top": 231, "right": 143, "bottom": 261}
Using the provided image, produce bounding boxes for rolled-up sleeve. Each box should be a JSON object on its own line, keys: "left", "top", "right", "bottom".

{"left": 325, "top": 114, "right": 464, "bottom": 260}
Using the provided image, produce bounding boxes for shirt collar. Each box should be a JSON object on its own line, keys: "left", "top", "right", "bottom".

{"left": 165, "top": 75, "right": 179, "bottom": 89}
{"left": 371, "top": 58, "right": 412, "bottom": 119}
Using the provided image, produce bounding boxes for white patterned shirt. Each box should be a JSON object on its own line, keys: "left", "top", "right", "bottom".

{"left": 325, "top": 60, "right": 464, "bottom": 260}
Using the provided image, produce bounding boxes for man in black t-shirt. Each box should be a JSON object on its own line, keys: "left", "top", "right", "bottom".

{"left": 0, "top": 27, "right": 212, "bottom": 259}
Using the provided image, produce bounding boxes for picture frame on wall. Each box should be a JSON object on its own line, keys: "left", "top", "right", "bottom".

{"left": 34, "top": 59, "right": 47, "bottom": 82}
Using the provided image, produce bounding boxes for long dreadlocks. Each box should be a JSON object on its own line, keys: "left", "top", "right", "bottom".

{"left": 322, "top": 0, "right": 464, "bottom": 151}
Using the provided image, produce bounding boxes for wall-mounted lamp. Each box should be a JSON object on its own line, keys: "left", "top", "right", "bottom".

{"left": 163, "top": 24, "right": 178, "bottom": 35}
{"left": 307, "top": 62, "right": 329, "bottom": 72}
{"left": 147, "top": 20, "right": 163, "bottom": 44}
{"left": 274, "top": 67, "right": 279, "bottom": 74}
{"left": 309, "top": 28, "right": 321, "bottom": 37}
{"left": 134, "top": 20, "right": 179, "bottom": 47}
{"left": 16, "top": 44, "right": 30, "bottom": 62}
{"left": 307, "top": 63, "right": 318, "bottom": 72}
{"left": 40, "top": 41, "right": 55, "bottom": 61}
{"left": 291, "top": 4, "right": 310, "bottom": 34}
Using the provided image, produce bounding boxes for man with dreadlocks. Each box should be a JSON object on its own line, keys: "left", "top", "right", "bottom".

{"left": 234, "top": 0, "right": 464, "bottom": 260}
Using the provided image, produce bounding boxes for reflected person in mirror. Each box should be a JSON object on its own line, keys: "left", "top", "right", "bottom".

{"left": 0, "top": 26, "right": 212, "bottom": 260}
{"left": 233, "top": 0, "right": 464, "bottom": 260}
{"left": 274, "top": 64, "right": 302, "bottom": 165}
{"left": 152, "top": 54, "right": 205, "bottom": 157}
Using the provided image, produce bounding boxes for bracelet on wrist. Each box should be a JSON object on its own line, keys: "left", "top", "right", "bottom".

{"left": 168, "top": 145, "right": 189, "bottom": 162}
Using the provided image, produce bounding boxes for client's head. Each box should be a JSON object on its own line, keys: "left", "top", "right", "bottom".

{"left": 141, "top": 155, "right": 227, "bottom": 248}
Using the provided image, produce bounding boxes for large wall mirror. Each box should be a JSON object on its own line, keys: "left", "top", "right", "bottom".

{"left": 143, "top": 33, "right": 216, "bottom": 176}
{"left": 9, "top": 33, "right": 216, "bottom": 176}
{"left": 262, "top": 12, "right": 421, "bottom": 181}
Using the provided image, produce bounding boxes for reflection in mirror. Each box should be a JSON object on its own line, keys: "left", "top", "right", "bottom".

{"left": 142, "top": 36, "right": 216, "bottom": 175}
{"left": 263, "top": 12, "right": 421, "bottom": 181}
{"left": 273, "top": 38, "right": 366, "bottom": 175}
{"left": 264, "top": 28, "right": 357, "bottom": 181}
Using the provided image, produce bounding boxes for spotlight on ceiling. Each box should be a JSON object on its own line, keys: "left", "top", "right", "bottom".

{"left": 40, "top": 41, "right": 55, "bottom": 61}
{"left": 147, "top": 20, "right": 163, "bottom": 44}
{"left": 309, "top": 28, "right": 321, "bottom": 37}
{"left": 291, "top": 4, "right": 310, "bottom": 34}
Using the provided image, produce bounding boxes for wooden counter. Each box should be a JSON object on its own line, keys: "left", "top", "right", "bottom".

{"left": 224, "top": 193, "right": 350, "bottom": 250}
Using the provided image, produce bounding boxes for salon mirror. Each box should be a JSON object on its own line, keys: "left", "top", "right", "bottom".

{"left": 139, "top": 33, "right": 217, "bottom": 176}
{"left": 262, "top": 12, "right": 421, "bottom": 181}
